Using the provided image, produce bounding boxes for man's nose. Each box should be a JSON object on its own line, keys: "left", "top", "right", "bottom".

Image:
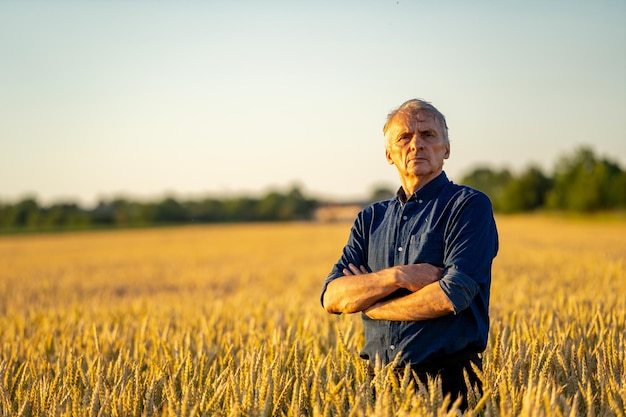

{"left": 409, "top": 134, "right": 424, "bottom": 150}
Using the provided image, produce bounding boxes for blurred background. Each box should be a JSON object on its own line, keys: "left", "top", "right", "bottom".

{"left": 1, "top": 0, "right": 624, "bottom": 230}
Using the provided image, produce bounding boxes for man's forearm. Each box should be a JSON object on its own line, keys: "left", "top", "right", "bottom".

{"left": 323, "top": 268, "right": 399, "bottom": 314}
{"left": 364, "top": 282, "right": 454, "bottom": 321}
{"left": 323, "top": 263, "right": 443, "bottom": 314}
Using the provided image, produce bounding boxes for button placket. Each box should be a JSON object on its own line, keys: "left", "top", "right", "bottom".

{"left": 387, "top": 321, "right": 400, "bottom": 357}
{"left": 396, "top": 203, "right": 413, "bottom": 263}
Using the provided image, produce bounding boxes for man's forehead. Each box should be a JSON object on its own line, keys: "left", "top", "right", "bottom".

{"left": 391, "top": 112, "right": 439, "bottom": 131}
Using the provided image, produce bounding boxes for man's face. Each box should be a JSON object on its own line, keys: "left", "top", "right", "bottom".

{"left": 385, "top": 111, "right": 450, "bottom": 184}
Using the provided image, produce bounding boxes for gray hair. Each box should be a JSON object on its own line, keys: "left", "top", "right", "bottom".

{"left": 383, "top": 99, "right": 449, "bottom": 144}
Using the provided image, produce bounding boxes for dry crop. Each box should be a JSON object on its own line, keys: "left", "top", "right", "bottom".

{"left": 0, "top": 216, "right": 624, "bottom": 416}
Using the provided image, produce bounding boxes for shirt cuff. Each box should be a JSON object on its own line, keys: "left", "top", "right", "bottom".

{"left": 438, "top": 266, "right": 479, "bottom": 314}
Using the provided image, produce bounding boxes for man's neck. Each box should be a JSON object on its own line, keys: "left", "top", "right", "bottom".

{"left": 401, "top": 172, "right": 441, "bottom": 198}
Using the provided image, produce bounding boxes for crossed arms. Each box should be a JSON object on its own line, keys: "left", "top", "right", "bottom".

{"left": 322, "top": 263, "right": 455, "bottom": 321}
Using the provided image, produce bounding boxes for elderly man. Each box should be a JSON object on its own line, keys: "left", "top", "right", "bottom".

{"left": 321, "top": 98, "right": 498, "bottom": 411}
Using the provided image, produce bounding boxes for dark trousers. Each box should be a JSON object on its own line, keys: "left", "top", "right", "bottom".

{"left": 368, "top": 352, "right": 482, "bottom": 412}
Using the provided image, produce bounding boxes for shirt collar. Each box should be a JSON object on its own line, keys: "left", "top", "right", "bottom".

{"left": 395, "top": 172, "right": 450, "bottom": 204}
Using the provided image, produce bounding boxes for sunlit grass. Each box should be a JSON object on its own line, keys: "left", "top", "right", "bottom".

{"left": 0, "top": 217, "right": 624, "bottom": 416}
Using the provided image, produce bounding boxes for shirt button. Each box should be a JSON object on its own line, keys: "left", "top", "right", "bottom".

{"left": 418, "top": 199, "right": 423, "bottom": 204}
{"left": 390, "top": 345, "right": 395, "bottom": 350}
{"left": 402, "top": 216, "right": 408, "bottom": 220}
{"left": 397, "top": 247, "right": 403, "bottom": 252}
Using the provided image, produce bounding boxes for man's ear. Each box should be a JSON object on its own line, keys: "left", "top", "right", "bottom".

{"left": 385, "top": 148, "right": 394, "bottom": 165}
{"left": 444, "top": 144, "right": 450, "bottom": 159}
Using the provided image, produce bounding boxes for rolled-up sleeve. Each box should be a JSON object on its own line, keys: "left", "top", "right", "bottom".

{"left": 439, "top": 266, "right": 480, "bottom": 313}
{"left": 438, "top": 192, "right": 499, "bottom": 313}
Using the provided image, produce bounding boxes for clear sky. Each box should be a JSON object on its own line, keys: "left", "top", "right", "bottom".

{"left": 1, "top": 0, "right": 625, "bottom": 206}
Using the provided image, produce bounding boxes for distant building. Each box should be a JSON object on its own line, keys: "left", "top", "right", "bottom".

{"left": 313, "top": 202, "right": 364, "bottom": 223}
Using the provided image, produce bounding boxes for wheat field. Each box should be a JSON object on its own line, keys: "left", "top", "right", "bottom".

{"left": 0, "top": 215, "right": 624, "bottom": 416}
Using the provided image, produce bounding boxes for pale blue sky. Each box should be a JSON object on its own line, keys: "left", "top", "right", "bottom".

{"left": 1, "top": 0, "right": 625, "bottom": 205}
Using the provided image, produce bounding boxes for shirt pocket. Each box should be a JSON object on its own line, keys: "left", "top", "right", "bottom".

{"left": 408, "top": 232, "right": 444, "bottom": 266}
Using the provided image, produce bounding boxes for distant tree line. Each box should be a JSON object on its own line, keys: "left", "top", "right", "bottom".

{"left": 0, "top": 186, "right": 318, "bottom": 233}
{"left": 1, "top": 146, "right": 624, "bottom": 233}
{"left": 460, "top": 146, "right": 626, "bottom": 213}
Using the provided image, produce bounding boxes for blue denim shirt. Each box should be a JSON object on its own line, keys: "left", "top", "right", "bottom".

{"left": 321, "top": 172, "right": 498, "bottom": 366}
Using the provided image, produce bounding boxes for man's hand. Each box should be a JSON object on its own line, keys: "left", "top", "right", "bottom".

{"left": 343, "top": 264, "right": 368, "bottom": 276}
{"left": 324, "top": 264, "right": 396, "bottom": 314}
{"left": 343, "top": 263, "right": 442, "bottom": 293}
{"left": 323, "top": 262, "right": 443, "bottom": 315}
{"left": 393, "top": 263, "right": 443, "bottom": 292}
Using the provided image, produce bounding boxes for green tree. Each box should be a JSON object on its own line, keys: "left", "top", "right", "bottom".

{"left": 546, "top": 146, "right": 625, "bottom": 211}
{"left": 0, "top": 197, "right": 43, "bottom": 229}
{"left": 283, "top": 186, "right": 317, "bottom": 220}
{"left": 607, "top": 171, "right": 626, "bottom": 208}
{"left": 154, "top": 197, "right": 189, "bottom": 223}
{"left": 224, "top": 197, "right": 259, "bottom": 221}
{"left": 499, "top": 165, "right": 552, "bottom": 213}
{"left": 257, "top": 186, "right": 317, "bottom": 221}
{"left": 187, "top": 198, "right": 225, "bottom": 222}
{"left": 258, "top": 191, "right": 284, "bottom": 220}
{"left": 459, "top": 167, "right": 512, "bottom": 211}
{"left": 39, "top": 202, "right": 90, "bottom": 229}
{"left": 12, "top": 197, "right": 40, "bottom": 227}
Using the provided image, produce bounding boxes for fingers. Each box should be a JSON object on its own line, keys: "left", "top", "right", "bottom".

{"left": 342, "top": 263, "right": 368, "bottom": 276}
